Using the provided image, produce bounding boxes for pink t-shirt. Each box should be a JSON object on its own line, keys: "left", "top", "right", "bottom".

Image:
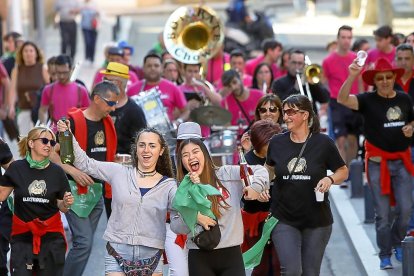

{"left": 245, "top": 55, "right": 280, "bottom": 79}
{"left": 221, "top": 89, "right": 264, "bottom": 126}
{"left": 178, "top": 83, "right": 205, "bottom": 95}
{"left": 323, "top": 51, "right": 358, "bottom": 98}
{"left": 0, "top": 63, "right": 8, "bottom": 106}
{"left": 127, "top": 78, "right": 187, "bottom": 120}
{"left": 215, "top": 74, "right": 252, "bottom": 90}
{"left": 41, "top": 82, "right": 90, "bottom": 121}
{"left": 92, "top": 69, "right": 139, "bottom": 90}
{"left": 366, "top": 47, "right": 396, "bottom": 67}
{"left": 206, "top": 53, "right": 230, "bottom": 86}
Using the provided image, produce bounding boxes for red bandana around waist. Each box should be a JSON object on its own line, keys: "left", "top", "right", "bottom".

{"left": 11, "top": 212, "right": 67, "bottom": 254}
{"left": 365, "top": 140, "right": 414, "bottom": 205}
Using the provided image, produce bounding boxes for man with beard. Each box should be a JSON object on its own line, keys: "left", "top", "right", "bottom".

{"left": 338, "top": 58, "right": 414, "bottom": 270}
{"left": 127, "top": 53, "right": 187, "bottom": 124}
{"left": 51, "top": 81, "right": 120, "bottom": 276}
{"left": 271, "top": 49, "right": 329, "bottom": 115}
{"left": 221, "top": 69, "right": 263, "bottom": 127}
{"left": 39, "top": 55, "right": 90, "bottom": 126}
{"left": 102, "top": 62, "right": 147, "bottom": 164}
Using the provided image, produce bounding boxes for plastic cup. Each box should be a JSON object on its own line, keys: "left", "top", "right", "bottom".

{"left": 356, "top": 50, "right": 367, "bottom": 67}
{"left": 315, "top": 190, "right": 324, "bottom": 202}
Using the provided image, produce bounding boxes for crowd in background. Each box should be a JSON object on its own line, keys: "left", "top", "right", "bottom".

{"left": 0, "top": 0, "right": 413, "bottom": 275}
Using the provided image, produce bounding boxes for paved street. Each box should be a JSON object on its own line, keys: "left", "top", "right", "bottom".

{"left": 5, "top": 0, "right": 414, "bottom": 275}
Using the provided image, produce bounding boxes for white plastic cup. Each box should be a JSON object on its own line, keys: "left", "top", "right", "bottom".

{"left": 315, "top": 190, "right": 324, "bottom": 202}
{"left": 356, "top": 50, "right": 368, "bottom": 67}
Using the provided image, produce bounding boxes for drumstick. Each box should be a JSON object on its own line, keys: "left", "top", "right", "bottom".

{"left": 70, "top": 61, "right": 81, "bottom": 83}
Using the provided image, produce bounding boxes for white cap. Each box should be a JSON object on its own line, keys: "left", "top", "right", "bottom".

{"left": 176, "top": 122, "right": 203, "bottom": 140}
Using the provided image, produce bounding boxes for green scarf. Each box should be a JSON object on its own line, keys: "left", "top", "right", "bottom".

{"left": 243, "top": 216, "right": 278, "bottom": 269}
{"left": 25, "top": 152, "right": 50, "bottom": 169}
{"left": 172, "top": 175, "right": 221, "bottom": 235}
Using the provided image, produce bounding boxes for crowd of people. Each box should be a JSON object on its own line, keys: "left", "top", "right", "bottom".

{"left": 0, "top": 1, "right": 413, "bottom": 274}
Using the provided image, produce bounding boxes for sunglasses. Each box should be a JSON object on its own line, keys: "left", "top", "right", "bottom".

{"left": 34, "top": 137, "right": 57, "bottom": 147}
{"left": 374, "top": 74, "right": 394, "bottom": 82}
{"left": 98, "top": 95, "right": 118, "bottom": 107}
{"left": 283, "top": 108, "right": 305, "bottom": 117}
{"left": 258, "top": 106, "right": 278, "bottom": 114}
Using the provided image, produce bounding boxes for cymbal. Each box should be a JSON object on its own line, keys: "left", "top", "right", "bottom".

{"left": 190, "top": 106, "right": 232, "bottom": 126}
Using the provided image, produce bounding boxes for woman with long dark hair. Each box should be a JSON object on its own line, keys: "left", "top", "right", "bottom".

{"left": 265, "top": 95, "right": 348, "bottom": 275}
{"left": 171, "top": 138, "right": 269, "bottom": 275}
{"left": 241, "top": 93, "right": 283, "bottom": 152}
{"left": 57, "top": 122, "right": 177, "bottom": 276}
{"left": 8, "top": 41, "right": 49, "bottom": 134}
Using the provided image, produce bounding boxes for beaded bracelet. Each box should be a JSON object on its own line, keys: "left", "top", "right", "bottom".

{"left": 326, "top": 175, "right": 334, "bottom": 184}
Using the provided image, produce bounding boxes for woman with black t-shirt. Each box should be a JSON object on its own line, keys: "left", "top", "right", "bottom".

{"left": 242, "top": 119, "right": 281, "bottom": 275}
{"left": 0, "top": 126, "right": 74, "bottom": 276}
{"left": 265, "top": 95, "right": 348, "bottom": 275}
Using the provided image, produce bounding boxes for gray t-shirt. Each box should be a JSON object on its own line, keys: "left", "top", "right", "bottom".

{"left": 55, "top": 0, "right": 81, "bottom": 22}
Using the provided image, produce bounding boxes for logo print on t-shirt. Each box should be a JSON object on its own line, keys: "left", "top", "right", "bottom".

{"left": 94, "top": 130, "right": 105, "bottom": 146}
{"left": 28, "top": 180, "right": 47, "bottom": 196}
{"left": 386, "top": 106, "right": 402, "bottom": 121}
{"left": 287, "top": 157, "right": 307, "bottom": 174}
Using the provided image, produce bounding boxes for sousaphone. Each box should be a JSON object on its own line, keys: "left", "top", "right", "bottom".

{"left": 163, "top": 6, "right": 225, "bottom": 64}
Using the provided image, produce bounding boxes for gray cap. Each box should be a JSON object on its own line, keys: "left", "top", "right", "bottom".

{"left": 177, "top": 122, "right": 203, "bottom": 140}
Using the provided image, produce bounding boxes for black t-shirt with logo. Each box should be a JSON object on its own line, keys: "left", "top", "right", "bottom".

{"left": 0, "top": 160, "right": 69, "bottom": 222}
{"left": 266, "top": 132, "right": 345, "bottom": 229}
{"left": 110, "top": 99, "right": 147, "bottom": 154}
{"left": 0, "top": 140, "right": 14, "bottom": 237}
{"left": 356, "top": 91, "right": 414, "bottom": 152}
{"left": 70, "top": 117, "right": 107, "bottom": 183}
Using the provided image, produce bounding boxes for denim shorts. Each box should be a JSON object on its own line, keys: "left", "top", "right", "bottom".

{"left": 105, "top": 242, "right": 163, "bottom": 274}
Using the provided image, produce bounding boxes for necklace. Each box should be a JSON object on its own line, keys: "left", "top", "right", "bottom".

{"left": 137, "top": 168, "right": 157, "bottom": 177}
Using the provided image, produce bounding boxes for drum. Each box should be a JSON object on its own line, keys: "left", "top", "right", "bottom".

{"left": 208, "top": 126, "right": 239, "bottom": 155}
{"left": 130, "top": 89, "right": 176, "bottom": 150}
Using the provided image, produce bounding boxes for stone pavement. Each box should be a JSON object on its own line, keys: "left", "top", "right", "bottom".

{"left": 5, "top": 0, "right": 414, "bottom": 275}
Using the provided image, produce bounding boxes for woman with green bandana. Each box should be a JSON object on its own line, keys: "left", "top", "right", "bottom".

{"left": 0, "top": 125, "right": 74, "bottom": 276}
{"left": 171, "top": 138, "right": 269, "bottom": 275}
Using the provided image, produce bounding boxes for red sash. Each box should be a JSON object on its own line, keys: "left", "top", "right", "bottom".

{"left": 68, "top": 108, "right": 117, "bottom": 198}
{"left": 11, "top": 212, "right": 66, "bottom": 254}
{"left": 365, "top": 140, "right": 414, "bottom": 205}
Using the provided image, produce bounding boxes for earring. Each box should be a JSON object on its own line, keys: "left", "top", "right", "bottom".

{"left": 308, "top": 117, "right": 314, "bottom": 128}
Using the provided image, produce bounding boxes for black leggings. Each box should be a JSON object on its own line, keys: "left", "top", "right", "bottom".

{"left": 11, "top": 237, "right": 66, "bottom": 276}
{"left": 188, "top": 246, "right": 245, "bottom": 276}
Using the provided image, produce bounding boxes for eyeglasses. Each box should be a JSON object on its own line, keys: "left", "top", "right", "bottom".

{"left": 374, "top": 74, "right": 394, "bottom": 82}
{"left": 258, "top": 106, "right": 278, "bottom": 114}
{"left": 34, "top": 137, "right": 56, "bottom": 147}
{"left": 56, "top": 71, "right": 71, "bottom": 76}
{"left": 98, "top": 95, "right": 118, "bottom": 107}
{"left": 283, "top": 108, "right": 305, "bottom": 117}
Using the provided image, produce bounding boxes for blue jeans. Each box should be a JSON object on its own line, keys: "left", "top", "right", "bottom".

{"left": 368, "top": 159, "right": 413, "bottom": 258}
{"left": 82, "top": 28, "right": 97, "bottom": 62}
{"left": 63, "top": 198, "right": 104, "bottom": 276}
{"left": 271, "top": 222, "right": 332, "bottom": 276}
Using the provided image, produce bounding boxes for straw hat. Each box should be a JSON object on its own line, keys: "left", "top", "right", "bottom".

{"left": 100, "top": 62, "right": 129, "bottom": 79}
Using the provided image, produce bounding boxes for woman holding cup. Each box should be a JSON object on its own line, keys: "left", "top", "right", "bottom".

{"left": 264, "top": 94, "right": 348, "bottom": 275}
